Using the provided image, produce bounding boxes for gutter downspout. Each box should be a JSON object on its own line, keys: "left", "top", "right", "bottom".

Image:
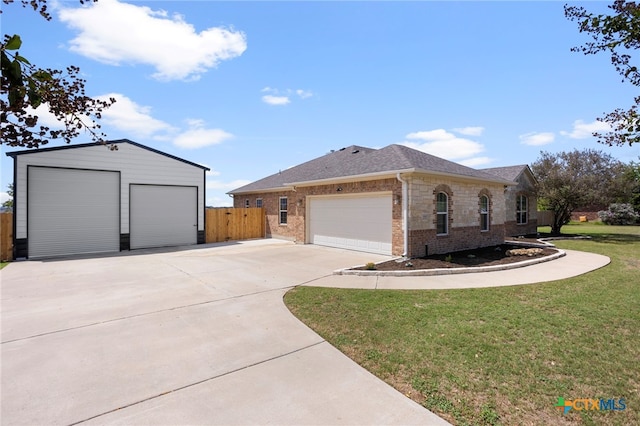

{"left": 396, "top": 173, "right": 408, "bottom": 257}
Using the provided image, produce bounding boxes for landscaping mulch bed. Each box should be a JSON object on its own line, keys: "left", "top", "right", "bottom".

{"left": 355, "top": 244, "right": 558, "bottom": 271}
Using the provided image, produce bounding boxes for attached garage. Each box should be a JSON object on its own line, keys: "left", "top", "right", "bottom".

{"left": 308, "top": 194, "right": 392, "bottom": 255}
{"left": 7, "top": 139, "right": 208, "bottom": 259}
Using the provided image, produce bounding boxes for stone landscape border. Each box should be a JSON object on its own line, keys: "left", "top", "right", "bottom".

{"left": 336, "top": 239, "right": 566, "bottom": 277}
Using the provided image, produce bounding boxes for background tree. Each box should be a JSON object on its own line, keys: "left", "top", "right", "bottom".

{"left": 1, "top": 0, "right": 115, "bottom": 149}
{"left": 2, "top": 183, "right": 13, "bottom": 210}
{"left": 565, "top": 0, "right": 640, "bottom": 146}
{"left": 532, "top": 149, "right": 626, "bottom": 234}
{"left": 620, "top": 159, "right": 640, "bottom": 211}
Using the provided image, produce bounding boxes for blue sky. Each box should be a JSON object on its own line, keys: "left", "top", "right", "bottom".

{"left": 2, "top": 0, "right": 639, "bottom": 206}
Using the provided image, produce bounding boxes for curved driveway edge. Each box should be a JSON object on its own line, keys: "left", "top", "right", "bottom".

{"left": 306, "top": 249, "right": 611, "bottom": 290}
{"left": 0, "top": 240, "right": 449, "bottom": 426}
{"left": 336, "top": 250, "right": 567, "bottom": 277}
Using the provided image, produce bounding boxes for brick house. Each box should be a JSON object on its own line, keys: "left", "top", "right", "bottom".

{"left": 481, "top": 165, "right": 538, "bottom": 236}
{"left": 229, "top": 144, "right": 535, "bottom": 257}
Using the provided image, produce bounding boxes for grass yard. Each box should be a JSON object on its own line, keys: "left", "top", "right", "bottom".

{"left": 0, "top": 262, "right": 8, "bottom": 269}
{"left": 285, "top": 223, "right": 639, "bottom": 425}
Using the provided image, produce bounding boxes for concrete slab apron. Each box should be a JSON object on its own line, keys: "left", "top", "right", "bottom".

{"left": 1, "top": 241, "right": 446, "bottom": 425}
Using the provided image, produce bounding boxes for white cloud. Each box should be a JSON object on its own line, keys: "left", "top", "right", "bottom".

{"left": 453, "top": 126, "right": 484, "bottom": 136}
{"left": 58, "top": 0, "right": 247, "bottom": 81}
{"left": 296, "top": 89, "right": 313, "bottom": 99}
{"left": 98, "top": 93, "right": 176, "bottom": 138}
{"left": 206, "top": 196, "right": 233, "bottom": 207}
{"left": 173, "top": 120, "right": 233, "bottom": 149}
{"left": 0, "top": 192, "right": 10, "bottom": 204}
{"left": 458, "top": 156, "right": 494, "bottom": 167}
{"left": 262, "top": 95, "right": 290, "bottom": 106}
{"left": 560, "top": 119, "right": 612, "bottom": 139}
{"left": 207, "top": 179, "right": 251, "bottom": 191}
{"left": 519, "top": 132, "right": 555, "bottom": 146}
{"left": 24, "top": 104, "right": 65, "bottom": 129}
{"left": 403, "top": 129, "right": 485, "bottom": 160}
{"left": 261, "top": 87, "right": 312, "bottom": 105}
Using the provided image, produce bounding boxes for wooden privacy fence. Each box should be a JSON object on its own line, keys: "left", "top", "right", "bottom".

{"left": 206, "top": 207, "right": 265, "bottom": 243}
{"left": 537, "top": 210, "right": 554, "bottom": 227}
{"left": 1, "top": 213, "right": 13, "bottom": 261}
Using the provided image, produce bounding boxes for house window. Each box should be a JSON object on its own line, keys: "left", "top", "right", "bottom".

{"left": 245, "top": 199, "right": 250, "bottom": 208}
{"left": 436, "top": 192, "right": 448, "bottom": 235}
{"left": 256, "top": 198, "right": 263, "bottom": 208}
{"left": 279, "top": 197, "right": 288, "bottom": 225}
{"left": 517, "top": 195, "right": 528, "bottom": 224}
{"left": 480, "top": 195, "right": 489, "bottom": 231}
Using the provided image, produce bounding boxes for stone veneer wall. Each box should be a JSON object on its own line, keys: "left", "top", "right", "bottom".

{"left": 503, "top": 170, "right": 538, "bottom": 236}
{"left": 405, "top": 175, "right": 507, "bottom": 256}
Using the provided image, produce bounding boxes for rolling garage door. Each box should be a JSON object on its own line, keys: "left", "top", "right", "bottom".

{"left": 308, "top": 195, "right": 392, "bottom": 255}
{"left": 28, "top": 167, "right": 120, "bottom": 258}
{"left": 130, "top": 185, "right": 197, "bottom": 249}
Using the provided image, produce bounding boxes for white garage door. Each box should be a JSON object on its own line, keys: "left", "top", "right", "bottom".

{"left": 309, "top": 195, "right": 392, "bottom": 255}
{"left": 28, "top": 167, "right": 120, "bottom": 258}
{"left": 130, "top": 185, "right": 197, "bottom": 249}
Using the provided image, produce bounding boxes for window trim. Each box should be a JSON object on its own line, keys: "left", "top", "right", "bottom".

{"left": 256, "top": 198, "right": 263, "bottom": 208}
{"left": 436, "top": 192, "right": 448, "bottom": 235}
{"left": 279, "top": 196, "right": 288, "bottom": 225}
{"left": 480, "top": 194, "right": 489, "bottom": 232}
{"left": 516, "top": 194, "right": 528, "bottom": 225}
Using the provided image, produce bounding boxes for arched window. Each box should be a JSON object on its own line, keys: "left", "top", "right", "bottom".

{"left": 436, "top": 192, "right": 448, "bottom": 235}
{"left": 480, "top": 195, "right": 489, "bottom": 231}
{"left": 516, "top": 195, "right": 528, "bottom": 224}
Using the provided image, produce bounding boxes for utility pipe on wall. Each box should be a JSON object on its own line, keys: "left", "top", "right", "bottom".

{"left": 396, "top": 173, "right": 408, "bottom": 257}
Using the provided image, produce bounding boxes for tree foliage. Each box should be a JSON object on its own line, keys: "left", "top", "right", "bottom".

{"left": 565, "top": 1, "right": 640, "bottom": 146}
{"left": 532, "top": 149, "right": 628, "bottom": 234}
{"left": 1, "top": 0, "right": 115, "bottom": 148}
{"left": 2, "top": 183, "right": 14, "bottom": 210}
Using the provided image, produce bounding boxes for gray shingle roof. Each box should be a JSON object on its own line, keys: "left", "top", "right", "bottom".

{"left": 230, "top": 144, "right": 514, "bottom": 194}
{"left": 481, "top": 165, "right": 530, "bottom": 181}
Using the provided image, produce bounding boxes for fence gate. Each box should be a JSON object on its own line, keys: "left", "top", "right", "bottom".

{"left": 205, "top": 208, "right": 265, "bottom": 243}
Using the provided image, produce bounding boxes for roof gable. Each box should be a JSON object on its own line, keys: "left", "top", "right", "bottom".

{"left": 230, "top": 144, "right": 514, "bottom": 194}
{"left": 5, "top": 139, "right": 209, "bottom": 171}
{"left": 482, "top": 164, "right": 537, "bottom": 184}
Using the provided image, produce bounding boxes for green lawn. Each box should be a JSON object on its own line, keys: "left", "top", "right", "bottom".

{"left": 0, "top": 262, "right": 8, "bottom": 269}
{"left": 285, "top": 223, "right": 639, "bottom": 425}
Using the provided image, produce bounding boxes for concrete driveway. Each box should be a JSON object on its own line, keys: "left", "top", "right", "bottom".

{"left": 1, "top": 240, "right": 449, "bottom": 426}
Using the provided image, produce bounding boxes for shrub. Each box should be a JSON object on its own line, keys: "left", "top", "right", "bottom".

{"left": 365, "top": 262, "right": 376, "bottom": 270}
{"left": 597, "top": 203, "right": 640, "bottom": 225}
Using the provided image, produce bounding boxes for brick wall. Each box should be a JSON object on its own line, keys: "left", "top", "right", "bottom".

{"left": 404, "top": 175, "right": 507, "bottom": 255}
{"left": 505, "top": 220, "right": 538, "bottom": 237}
{"left": 235, "top": 173, "right": 518, "bottom": 257}
{"left": 233, "top": 178, "right": 404, "bottom": 253}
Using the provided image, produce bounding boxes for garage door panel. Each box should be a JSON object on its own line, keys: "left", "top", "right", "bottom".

{"left": 28, "top": 167, "right": 120, "bottom": 258}
{"left": 309, "top": 195, "right": 392, "bottom": 255}
{"left": 130, "top": 185, "right": 197, "bottom": 249}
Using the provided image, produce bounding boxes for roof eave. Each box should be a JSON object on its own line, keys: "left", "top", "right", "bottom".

{"left": 284, "top": 169, "right": 412, "bottom": 187}
{"left": 410, "top": 168, "right": 517, "bottom": 186}
{"left": 228, "top": 185, "right": 296, "bottom": 196}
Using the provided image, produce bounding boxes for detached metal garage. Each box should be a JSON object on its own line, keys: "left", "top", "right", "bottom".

{"left": 307, "top": 194, "right": 392, "bottom": 255}
{"left": 7, "top": 139, "right": 208, "bottom": 259}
